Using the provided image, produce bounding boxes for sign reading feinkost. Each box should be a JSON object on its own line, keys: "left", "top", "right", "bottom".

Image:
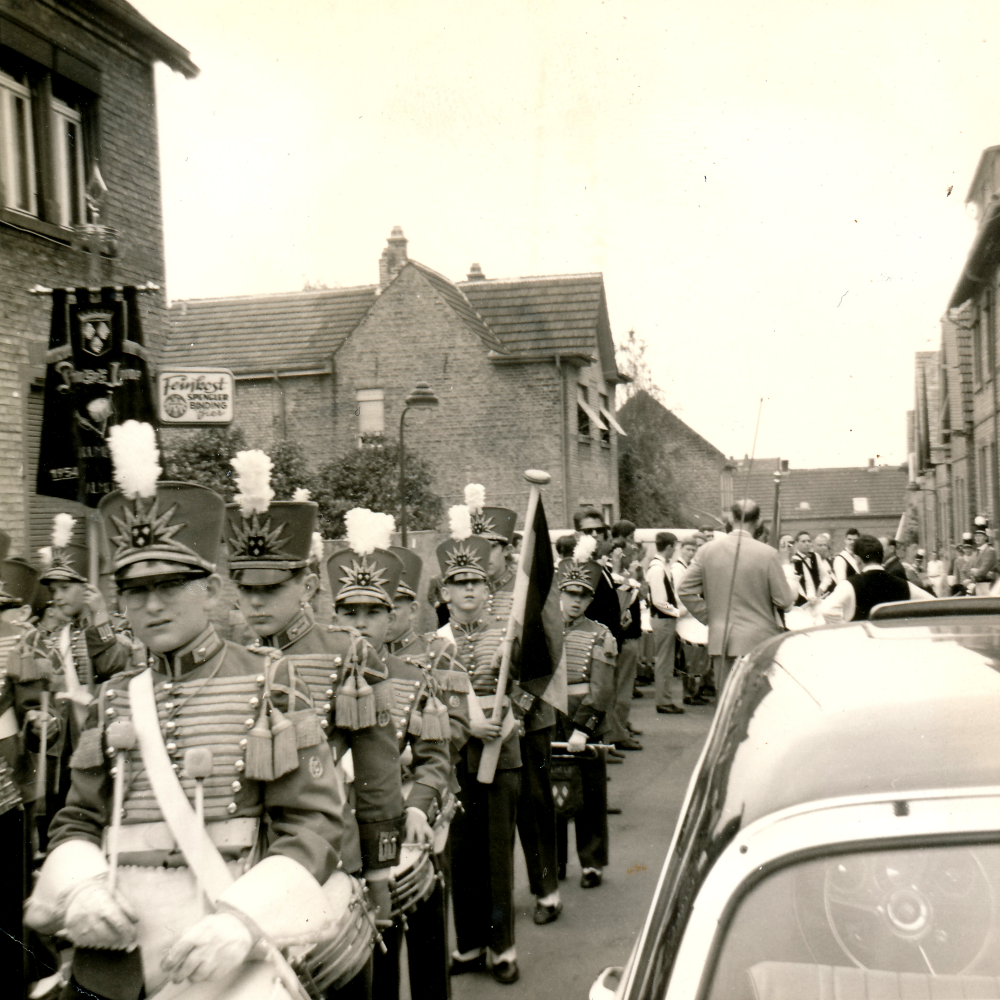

{"left": 157, "top": 368, "right": 235, "bottom": 425}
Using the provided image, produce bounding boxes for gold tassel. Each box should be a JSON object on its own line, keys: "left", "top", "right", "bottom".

{"left": 270, "top": 707, "right": 299, "bottom": 778}
{"left": 420, "top": 695, "right": 448, "bottom": 742}
{"left": 335, "top": 671, "right": 359, "bottom": 731}
{"left": 355, "top": 673, "right": 377, "bottom": 729}
{"left": 244, "top": 705, "right": 274, "bottom": 781}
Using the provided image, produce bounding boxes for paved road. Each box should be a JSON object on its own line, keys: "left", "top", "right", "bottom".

{"left": 401, "top": 692, "right": 716, "bottom": 1000}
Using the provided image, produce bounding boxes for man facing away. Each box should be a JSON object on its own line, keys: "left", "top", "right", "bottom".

{"left": 821, "top": 535, "right": 934, "bottom": 622}
{"left": 678, "top": 500, "right": 796, "bottom": 694}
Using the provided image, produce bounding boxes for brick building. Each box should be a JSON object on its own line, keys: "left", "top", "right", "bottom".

{"left": 616, "top": 389, "right": 735, "bottom": 527}
{"left": 0, "top": 0, "right": 195, "bottom": 553}
{"left": 163, "top": 228, "right": 627, "bottom": 528}
{"left": 736, "top": 459, "right": 908, "bottom": 546}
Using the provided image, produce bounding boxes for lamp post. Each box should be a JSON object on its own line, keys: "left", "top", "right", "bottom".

{"left": 398, "top": 382, "right": 439, "bottom": 545}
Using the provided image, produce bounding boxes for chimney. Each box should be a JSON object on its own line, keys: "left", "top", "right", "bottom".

{"left": 466, "top": 263, "right": 486, "bottom": 281}
{"left": 780, "top": 459, "right": 789, "bottom": 472}
{"left": 378, "top": 226, "right": 409, "bottom": 287}
{"left": 868, "top": 458, "right": 875, "bottom": 469}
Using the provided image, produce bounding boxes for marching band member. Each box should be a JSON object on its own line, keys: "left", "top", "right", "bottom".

{"left": 7, "top": 516, "right": 131, "bottom": 851}
{"left": 555, "top": 536, "right": 617, "bottom": 889}
{"left": 466, "top": 485, "right": 561, "bottom": 925}
{"left": 223, "top": 457, "right": 405, "bottom": 998}
{"left": 437, "top": 505, "right": 521, "bottom": 985}
{"left": 25, "top": 423, "right": 345, "bottom": 1000}
{"left": 336, "top": 542, "right": 452, "bottom": 1000}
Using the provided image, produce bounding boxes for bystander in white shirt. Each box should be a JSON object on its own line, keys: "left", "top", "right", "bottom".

{"left": 820, "top": 564, "right": 934, "bottom": 624}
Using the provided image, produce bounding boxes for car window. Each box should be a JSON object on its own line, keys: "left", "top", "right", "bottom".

{"left": 703, "top": 842, "right": 1000, "bottom": 1000}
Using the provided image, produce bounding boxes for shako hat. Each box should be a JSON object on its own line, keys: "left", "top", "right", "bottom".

{"left": 98, "top": 421, "right": 225, "bottom": 586}
{"left": 326, "top": 509, "right": 402, "bottom": 608}
{"left": 0, "top": 557, "right": 39, "bottom": 610}
{"left": 558, "top": 535, "right": 601, "bottom": 594}
{"left": 225, "top": 452, "right": 318, "bottom": 585}
{"left": 38, "top": 514, "right": 88, "bottom": 585}
{"left": 463, "top": 483, "right": 516, "bottom": 544}
{"left": 389, "top": 545, "right": 423, "bottom": 600}
{"left": 436, "top": 503, "right": 491, "bottom": 583}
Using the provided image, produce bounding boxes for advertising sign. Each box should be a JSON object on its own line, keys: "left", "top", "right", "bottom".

{"left": 157, "top": 368, "right": 235, "bottom": 425}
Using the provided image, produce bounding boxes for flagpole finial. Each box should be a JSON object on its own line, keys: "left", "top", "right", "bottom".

{"left": 524, "top": 469, "right": 551, "bottom": 486}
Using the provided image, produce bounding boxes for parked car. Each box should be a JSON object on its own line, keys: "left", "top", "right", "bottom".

{"left": 591, "top": 597, "right": 1000, "bottom": 1000}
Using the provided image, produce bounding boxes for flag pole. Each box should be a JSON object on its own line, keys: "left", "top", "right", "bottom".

{"left": 477, "top": 469, "right": 551, "bottom": 784}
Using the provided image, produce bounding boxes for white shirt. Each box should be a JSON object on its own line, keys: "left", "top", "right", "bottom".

{"left": 820, "top": 565, "right": 934, "bottom": 624}
{"left": 646, "top": 555, "right": 679, "bottom": 617}
{"left": 832, "top": 549, "right": 861, "bottom": 583}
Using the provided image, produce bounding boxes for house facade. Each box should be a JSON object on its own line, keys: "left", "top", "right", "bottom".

{"left": 0, "top": 0, "right": 195, "bottom": 553}
{"left": 912, "top": 145, "right": 1000, "bottom": 552}
{"left": 163, "top": 229, "right": 626, "bottom": 528}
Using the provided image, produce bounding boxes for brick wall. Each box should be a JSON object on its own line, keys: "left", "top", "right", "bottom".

{"left": 0, "top": 0, "right": 168, "bottom": 553}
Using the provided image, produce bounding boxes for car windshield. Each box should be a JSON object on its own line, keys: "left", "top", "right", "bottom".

{"left": 704, "top": 842, "right": 1000, "bottom": 1000}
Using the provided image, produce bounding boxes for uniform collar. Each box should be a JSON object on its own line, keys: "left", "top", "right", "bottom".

{"left": 451, "top": 618, "right": 484, "bottom": 636}
{"left": 148, "top": 625, "right": 224, "bottom": 679}
{"left": 387, "top": 628, "right": 419, "bottom": 654}
{"left": 490, "top": 567, "right": 514, "bottom": 592}
{"left": 261, "top": 607, "right": 314, "bottom": 650}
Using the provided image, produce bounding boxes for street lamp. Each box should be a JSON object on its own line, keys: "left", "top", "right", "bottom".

{"left": 399, "top": 382, "right": 439, "bottom": 545}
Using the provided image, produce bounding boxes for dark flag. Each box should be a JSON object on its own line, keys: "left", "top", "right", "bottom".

{"left": 36, "top": 287, "right": 156, "bottom": 507}
{"left": 513, "top": 494, "right": 566, "bottom": 714}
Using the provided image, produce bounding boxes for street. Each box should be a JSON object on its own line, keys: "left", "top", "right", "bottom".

{"left": 401, "top": 695, "right": 716, "bottom": 1000}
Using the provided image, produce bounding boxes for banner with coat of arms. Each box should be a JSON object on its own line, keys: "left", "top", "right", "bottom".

{"left": 36, "top": 287, "right": 157, "bottom": 507}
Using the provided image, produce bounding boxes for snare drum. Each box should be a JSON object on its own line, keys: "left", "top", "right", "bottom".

{"left": 294, "top": 870, "right": 375, "bottom": 996}
{"left": 388, "top": 844, "right": 437, "bottom": 919}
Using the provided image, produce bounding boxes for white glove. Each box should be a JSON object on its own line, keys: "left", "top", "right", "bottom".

{"left": 161, "top": 912, "right": 254, "bottom": 983}
{"left": 404, "top": 805, "right": 433, "bottom": 846}
{"left": 62, "top": 876, "right": 139, "bottom": 950}
{"left": 567, "top": 729, "right": 588, "bottom": 753}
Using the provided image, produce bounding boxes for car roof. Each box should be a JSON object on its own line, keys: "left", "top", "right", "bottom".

{"left": 715, "top": 616, "right": 1000, "bottom": 833}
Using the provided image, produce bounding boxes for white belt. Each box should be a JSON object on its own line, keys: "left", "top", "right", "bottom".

{"left": 565, "top": 683, "right": 590, "bottom": 696}
{"left": 0, "top": 707, "right": 17, "bottom": 740}
{"left": 104, "top": 816, "right": 259, "bottom": 856}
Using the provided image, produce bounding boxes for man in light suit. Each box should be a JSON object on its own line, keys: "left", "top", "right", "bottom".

{"left": 678, "top": 500, "right": 796, "bottom": 694}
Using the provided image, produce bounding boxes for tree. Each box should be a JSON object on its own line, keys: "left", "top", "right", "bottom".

{"left": 311, "top": 439, "right": 441, "bottom": 537}
{"left": 615, "top": 328, "right": 665, "bottom": 408}
{"left": 162, "top": 428, "right": 316, "bottom": 502}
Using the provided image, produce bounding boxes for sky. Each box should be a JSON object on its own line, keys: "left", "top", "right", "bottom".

{"left": 134, "top": 0, "right": 997, "bottom": 469}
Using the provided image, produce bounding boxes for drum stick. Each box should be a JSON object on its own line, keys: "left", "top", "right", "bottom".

{"left": 551, "top": 742, "right": 614, "bottom": 750}
{"left": 105, "top": 720, "right": 137, "bottom": 894}
{"left": 36, "top": 688, "right": 49, "bottom": 805}
{"left": 183, "top": 747, "right": 214, "bottom": 913}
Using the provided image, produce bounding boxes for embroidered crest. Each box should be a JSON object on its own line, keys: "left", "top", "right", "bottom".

{"left": 561, "top": 564, "right": 590, "bottom": 587}
{"left": 445, "top": 542, "right": 485, "bottom": 575}
{"left": 79, "top": 309, "right": 113, "bottom": 357}
{"left": 228, "top": 512, "right": 292, "bottom": 560}
{"left": 109, "top": 497, "right": 191, "bottom": 558}
{"left": 338, "top": 556, "right": 389, "bottom": 593}
{"left": 470, "top": 511, "right": 496, "bottom": 536}
{"left": 448, "top": 695, "right": 460, "bottom": 708}
{"left": 377, "top": 710, "right": 391, "bottom": 727}
{"left": 308, "top": 755, "right": 323, "bottom": 778}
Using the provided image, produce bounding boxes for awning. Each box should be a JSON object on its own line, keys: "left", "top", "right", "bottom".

{"left": 577, "top": 398, "right": 607, "bottom": 430}
{"left": 601, "top": 407, "right": 627, "bottom": 436}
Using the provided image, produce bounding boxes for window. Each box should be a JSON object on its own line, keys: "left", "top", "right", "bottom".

{"left": 602, "top": 503, "right": 614, "bottom": 525}
{"left": 598, "top": 393, "right": 611, "bottom": 446}
{"left": 0, "top": 67, "right": 37, "bottom": 215}
{"left": 852, "top": 497, "right": 869, "bottom": 513}
{"left": 356, "top": 388, "right": 384, "bottom": 446}
{"left": 577, "top": 384, "right": 607, "bottom": 441}
{"left": 973, "top": 312, "right": 984, "bottom": 387}
{"left": 0, "top": 34, "right": 98, "bottom": 235}
{"left": 51, "top": 96, "right": 84, "bottom": 227}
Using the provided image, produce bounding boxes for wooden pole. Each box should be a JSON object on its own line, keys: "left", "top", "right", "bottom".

{"left": 477, "top": 469, "right": 551, "bottom": 784}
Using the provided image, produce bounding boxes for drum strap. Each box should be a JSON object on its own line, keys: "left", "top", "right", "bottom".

{"left": 128, "top": 668, "right": 236, "bottom": 902}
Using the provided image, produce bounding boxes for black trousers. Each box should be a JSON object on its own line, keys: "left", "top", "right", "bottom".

{"left": 555, "top": 751, "right": 608, "bottom": 872}
{"left": 516, "top": 726, "right": 559, "bottom": 898}
{"left": 451, "top": 755, "right": 520, "bottom": 956}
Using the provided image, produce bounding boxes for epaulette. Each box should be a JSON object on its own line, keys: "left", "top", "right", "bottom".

{"left": 68, "top": 727, "right": 105, "bottom": 770}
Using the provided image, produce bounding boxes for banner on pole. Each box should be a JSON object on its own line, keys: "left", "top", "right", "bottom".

{"left": 36, "top": 287, "right": 157, "bottom": 507}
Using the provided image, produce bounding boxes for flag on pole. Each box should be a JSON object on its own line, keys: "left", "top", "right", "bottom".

{"left": 36, "top": 286, "right": 157, "bottom": 507}
{"left": 512, "top": 493, "right": 566, "bottom": 715}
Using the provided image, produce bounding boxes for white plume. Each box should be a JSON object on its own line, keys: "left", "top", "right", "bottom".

{"left": 448, "top": 504, "right": 472, "bottom": 540}
{"left": 38, "top": 546, "right": 53, "bottom": 568}
{"left": 344, "top": 508, "right": 395, "bottom": 555}
{"left": 463, "top": 483, "right": 486, "bottom": 513}
{"left": 572, "top": 534, "right": 597, "bottom": 564}
{"left": 108, "top": 421, "right": 161, "bottom": 499}
{"left": 231, "top": 450, "right": 274, "bottom": 515}
{"left": 52, "top": 513, "right": 76, "bottom": 550}
{"left": 292, "top": 488, "right": 312, "bottom": 502}
{"left": 310, "top": 531, "right": 325, "bottom": 565}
